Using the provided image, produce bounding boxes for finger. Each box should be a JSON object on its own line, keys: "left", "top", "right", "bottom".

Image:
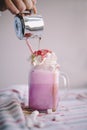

{"left": 33, "top": 5, "right": 37, "bottom": 14}
{"left": 5, "top": 0, "right": 19, "bottom": 14}
{"left": 32, "top": 0, "right": 37, "bottom": 5}
{"left": 12, "top": 0, "right": 26, "bottom": 12}
{"left": 32, "top": 0, "right": 37, "bottom": 14}
{"left": 23, "top": 0, "right": 33, "bottom": 10}
{"left": 23, "top": 0, "right": 37, "bottom": 14}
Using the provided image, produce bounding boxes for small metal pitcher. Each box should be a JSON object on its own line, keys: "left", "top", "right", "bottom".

{"left": 14, "top": 12, "right": 44, "bottom": 40}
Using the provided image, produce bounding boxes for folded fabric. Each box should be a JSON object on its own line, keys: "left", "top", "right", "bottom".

{"left": 0, "top": 84, "right": 29, "bottom": 106}
{"left": 0, "top": 89, "right": 28, "bottom": 130}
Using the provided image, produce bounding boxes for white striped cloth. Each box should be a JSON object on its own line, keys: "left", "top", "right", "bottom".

{"left": 0, "top": 89, "right": 28, "bottom": 130}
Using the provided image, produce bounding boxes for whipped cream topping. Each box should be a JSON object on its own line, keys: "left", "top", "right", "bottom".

{"left": 31, "top": 49, "right": 59, "bottom": 71}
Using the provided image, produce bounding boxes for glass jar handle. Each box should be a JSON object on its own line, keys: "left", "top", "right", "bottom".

{"left": 59, "top": 72, "right": 69, "bottom": 100}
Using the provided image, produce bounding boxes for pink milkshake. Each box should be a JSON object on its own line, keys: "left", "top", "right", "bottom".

{"left": 29, "top": 49, "right": 59, "bottom": 111}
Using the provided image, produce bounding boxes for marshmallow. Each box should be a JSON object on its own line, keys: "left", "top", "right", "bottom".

{"left": 26, "top": 117, "right": 34, "bottom": 128}
{"left": 32, "top": 110, "right": 39, "bottom": 116}
{"left": 47, "top": 109, "right": 53, "bottom": 114}
{"left": 26, "top": 110, "right": 45, "bottom": 128}
{"left": 30, "top": 110, "right": 39, "bottom": 121}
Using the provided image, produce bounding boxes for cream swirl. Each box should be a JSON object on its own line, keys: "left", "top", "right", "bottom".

{"left": 31, "top": 49, "right": 59, "bottom": 71}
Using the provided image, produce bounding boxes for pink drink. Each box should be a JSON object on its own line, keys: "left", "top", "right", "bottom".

{"left": 29, "top": 49, "right": 59, "bottom": 111}
{"left": 29, "top": 69, "right": 59, "bottom": 111}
